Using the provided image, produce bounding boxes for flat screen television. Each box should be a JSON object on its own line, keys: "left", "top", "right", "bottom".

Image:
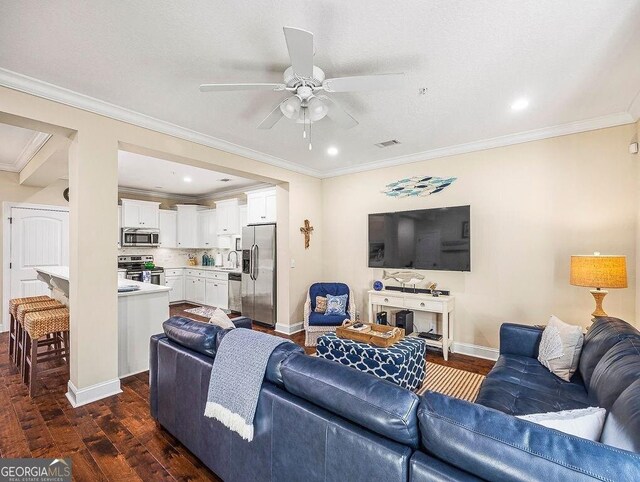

{"left": 368, "top": 205, "right": 470, "bottom": 271}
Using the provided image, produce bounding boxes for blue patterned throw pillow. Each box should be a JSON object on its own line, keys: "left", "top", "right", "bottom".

{"left": 324, "top": 294, "right": 348, "bottom": 316}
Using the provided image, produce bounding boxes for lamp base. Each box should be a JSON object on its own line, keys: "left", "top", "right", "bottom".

{"left": 590, "top": 289, "right": 609, "bottom": 318}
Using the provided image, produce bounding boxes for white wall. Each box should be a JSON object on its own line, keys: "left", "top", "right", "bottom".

{"left": 322, "top": 124, "right": 638, "bottom": 350}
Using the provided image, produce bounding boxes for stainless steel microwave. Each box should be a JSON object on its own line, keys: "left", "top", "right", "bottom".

{"left": 121, "top": 228, "right": 160, "bottom": 247}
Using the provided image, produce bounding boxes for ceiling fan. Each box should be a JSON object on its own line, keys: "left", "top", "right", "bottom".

{"left": 200, "top": 26, "right": 405, "bottom": 150}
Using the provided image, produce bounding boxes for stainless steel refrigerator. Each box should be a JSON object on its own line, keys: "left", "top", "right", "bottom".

{"left": 241, "top": 224, "right": 276, "bottom": 326}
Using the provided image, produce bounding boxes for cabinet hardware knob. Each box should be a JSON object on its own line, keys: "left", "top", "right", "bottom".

{"left": 420, "top": 302, "right": 425, "bottom": 307}
{"left": 384, "top": 298, "right": 389, "bottom": 303}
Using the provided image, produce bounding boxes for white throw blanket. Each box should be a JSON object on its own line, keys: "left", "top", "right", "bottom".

{"left": 204, "top": 328, "right": 287, "bottom": 441}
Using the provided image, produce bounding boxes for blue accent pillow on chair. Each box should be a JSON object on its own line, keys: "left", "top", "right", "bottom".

{"left": 325, "top": 294, "right": 348, "bottom": 316}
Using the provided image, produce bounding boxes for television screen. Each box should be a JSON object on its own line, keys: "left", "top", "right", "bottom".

{"left": 368, "top": 205, "right": 470, "bottom": 271}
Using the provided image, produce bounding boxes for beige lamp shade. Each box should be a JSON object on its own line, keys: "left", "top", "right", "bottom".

{"left": 570, "top": 255, "right": 628, "bottom": 289}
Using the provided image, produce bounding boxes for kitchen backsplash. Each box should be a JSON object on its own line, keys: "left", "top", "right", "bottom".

{"left": 118, "top": 247, "right": 235, "bottom": 268}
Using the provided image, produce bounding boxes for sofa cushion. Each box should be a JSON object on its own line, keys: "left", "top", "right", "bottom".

{"left": 476, "top": 375, "right": 591, "bottom": 415}
{"left": 601, "top": 379, "right": 640, "bottom": 453}
{"left": 476, "top": 354, "right": 590, "bottom": 415}
{"left": 308, "top": 311, "right": 349, "bottom": 326}
{"left": 163, "top": 316, "right": 224, "bottom": 358}
{"left": 418, "top": 391, "right": 640, "bottom": 482}
{"left": 578, "top": 317, "right": 640, "bottom": 387}
{"left": 281, "top": 352, "right": 420, "bottom": 447}
{"left": 309, "top": 282, "right": 350, "bottom": 312}
{"left": 588, "top": 337, "right": 640, "bottom": 410}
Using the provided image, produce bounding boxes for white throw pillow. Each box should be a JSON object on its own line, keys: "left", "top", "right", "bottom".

{"left": 517, "top": 407, "right": 606, "bottom": 441}
{"left": 209, "top": 308, "right": 235, "bottom": 330}
{"left": 538, "top": 315, "right": 584, "bottom": 381}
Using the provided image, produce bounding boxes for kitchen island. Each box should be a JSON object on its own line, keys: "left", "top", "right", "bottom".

{"left": 35, "top": 266, "right": 171, "bottom": 378}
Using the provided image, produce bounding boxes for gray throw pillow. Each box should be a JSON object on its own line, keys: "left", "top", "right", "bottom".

{"left": 538, "top": 315, "right": 584, "bottom": 381}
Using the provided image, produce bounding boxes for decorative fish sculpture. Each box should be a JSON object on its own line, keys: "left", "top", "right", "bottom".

{"left": 382, "top": 176, "right": 457, "bottom": 198}
{"left": 383, "top": 270, "right": 425, "bottom": 286}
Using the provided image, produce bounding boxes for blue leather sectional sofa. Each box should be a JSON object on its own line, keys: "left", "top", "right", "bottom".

{"left": 150, "top": 316, "right": 640, "bottom": 481}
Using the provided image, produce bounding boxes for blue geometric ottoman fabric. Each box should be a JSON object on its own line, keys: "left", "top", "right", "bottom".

{"left": 316, "top": 333, "right": 427, "bottom": 391}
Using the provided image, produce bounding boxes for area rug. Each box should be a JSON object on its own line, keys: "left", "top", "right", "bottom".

{"left": 184, "top": 306, "right": 230, "bottom": 318}
{"left": 415, "top": 362, "right": 485, "bottom": 402}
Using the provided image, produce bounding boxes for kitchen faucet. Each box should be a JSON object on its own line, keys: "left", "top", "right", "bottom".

{"left": 227, "top": 250, "right": 239, "bottom": 269}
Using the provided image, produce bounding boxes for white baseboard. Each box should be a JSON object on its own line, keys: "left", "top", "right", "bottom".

{"left": 275, "top": 321, "right": 304, "bottom": 335}
{"left": 452, "top": 342, "right": 499, "bottom": 361}
{"left": 66, "top": 378, "right": 122, "bottom": 408}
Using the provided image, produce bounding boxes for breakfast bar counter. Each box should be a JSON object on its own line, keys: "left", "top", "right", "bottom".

{"left": 35, "top": 266, "right": 171, "bottom": 378}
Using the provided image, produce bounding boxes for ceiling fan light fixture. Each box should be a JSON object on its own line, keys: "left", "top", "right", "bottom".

{"left": 307, "top": 96, "right": 328, "bottom": 121}
{"left": 280, "top": 95, "right": 302, "bottom": 119}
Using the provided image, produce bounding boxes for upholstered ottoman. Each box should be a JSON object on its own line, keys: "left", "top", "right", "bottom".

{"left": 316, "top": 332, "right": 427, "bottom": 390}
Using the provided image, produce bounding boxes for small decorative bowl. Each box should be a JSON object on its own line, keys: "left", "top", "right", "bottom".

{"left": 373, "top": 280, "right": 384, "bottom": 291}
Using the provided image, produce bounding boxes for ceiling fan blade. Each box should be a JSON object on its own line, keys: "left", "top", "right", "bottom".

{"left": 199, "top": 83, "right": 285, "bottom": 92}
{"left": 318, "top": 96, "right": 358, "bottom": 129}
{"left": 257, "top": 100, "right": 286, "bottom": 129}
{"left": 283, "top": 26, "right": 314, "bottom": 78}
{"left": 322, "top": 73, "right": 405, "bottom": 92}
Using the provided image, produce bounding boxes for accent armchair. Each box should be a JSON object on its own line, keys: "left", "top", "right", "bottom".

{"left": 304, "top": 282, "right": 356, "bottom": 346}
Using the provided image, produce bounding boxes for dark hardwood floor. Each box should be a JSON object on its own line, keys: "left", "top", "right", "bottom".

{"left": 0, "top": 304, "right": 494, "bottom": 481}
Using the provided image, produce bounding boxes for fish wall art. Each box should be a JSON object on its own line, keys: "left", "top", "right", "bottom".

{"left": 382, "top": 176, "right": 456, "bottom": 198}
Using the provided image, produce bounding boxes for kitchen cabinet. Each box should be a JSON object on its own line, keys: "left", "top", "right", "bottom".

{"left": 176, "top": 205, "right": 203, "bottom": 249}
{"left": 246, "top": 187, "right": 277, "bottom": 224}
{"left": 121, "top": 199, "right": 160, "bottom": 229}
{"left": 185, "top": 275, "right": 205, "bottom": 305}
{"left": 197, "top": 209, "right": 217, "bottom": 248}
{"left": 158, "top": 210, "right": 177, "bottom": 248}
{"left": 215, "top": 199, "right": 240, "bottom": 235}
{"left": 117, "top": 206, "right": 122, "bottom": 247}
{"left": 239, "top": 204, "right": 248, "bottom": 228}
{"left": 165, "top": 274, "right": 184, "bottom": 303}
{"left": 205, "top": 279, "right": 229, "bottom": 310}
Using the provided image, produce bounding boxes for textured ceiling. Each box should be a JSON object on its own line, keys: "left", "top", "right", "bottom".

{"left": 1, "top": 1, "right": 639, "bottom": 175}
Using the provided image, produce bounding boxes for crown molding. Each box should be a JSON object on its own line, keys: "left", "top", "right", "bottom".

{"left": 196, "top": 182, "right": 271, "bottom": 202}
{"left": 321, "top": 112, "right": 635, "bottom": 178}
{"left": 0, "top": 68, "right": 324, "bottom": 178}
{"left": 0, "top": 131, "right": 51, "bottom": 172}
{"left": 628, "top": 88, "right": 640, "bottom": 121}
{"left": 1, "top": 68, "right": 636, "bottom": 181}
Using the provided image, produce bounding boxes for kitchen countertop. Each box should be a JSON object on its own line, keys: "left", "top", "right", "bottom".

{"left": 35, "top": 266, "right": 172, "bottom": 297}
{"left": 165, "top": 266, "right": 242, "bottom": 274}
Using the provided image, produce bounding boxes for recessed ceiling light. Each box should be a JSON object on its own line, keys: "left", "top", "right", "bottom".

{"left": 183, "top": 176, "right": 192, "bottom": 183}
{"left": 327, "top": 146, "right": 339, "bottom": 156}
{"left": 511, "top": 98, "right": 529, "bottom": 111}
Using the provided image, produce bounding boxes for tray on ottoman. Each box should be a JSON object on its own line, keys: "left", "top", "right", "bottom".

{"left": 317, "top": 332, "right": 427, "bottom": 390}
{"left": 336, "top": 321, "right": 404, "bottom": 347}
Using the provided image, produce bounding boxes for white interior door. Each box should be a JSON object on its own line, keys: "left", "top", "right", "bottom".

{"left": 10, "top": 206, "right": 69, "bottom": 304}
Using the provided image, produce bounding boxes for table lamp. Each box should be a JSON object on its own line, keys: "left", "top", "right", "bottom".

{"left": 570, "top": 252, "right": 627, "bottom": 318}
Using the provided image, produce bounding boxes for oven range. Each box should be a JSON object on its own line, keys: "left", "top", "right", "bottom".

{"left": 117, "top": 255, "right": 165, "bottom": 286}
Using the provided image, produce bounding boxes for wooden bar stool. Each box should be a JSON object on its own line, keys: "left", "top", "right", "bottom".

{"left": 22, "top": 307, "right": 70, "bottom": 397}
{"left": 8, "top": 296, "right": 51, "bottom": 365}
{"left": 16, "top": 300, "right": 64, "bottom": 376}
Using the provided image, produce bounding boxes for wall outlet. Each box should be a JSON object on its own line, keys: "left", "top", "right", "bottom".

{"left": 429, "top": 321, "right": 436, "bottom": 333}
{"left": 290, "top": 258, "right": 295, "bottom": 268}
{"left": 355, "top": 311, "right": 361, "bottom": 322}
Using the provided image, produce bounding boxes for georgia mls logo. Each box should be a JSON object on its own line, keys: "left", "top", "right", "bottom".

{"left": 0, "top": 458, "right": 72, "bottom": 482}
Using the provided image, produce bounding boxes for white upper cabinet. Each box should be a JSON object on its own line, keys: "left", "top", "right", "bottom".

{"left": 197, "top": 209, "right": 217, "bottom": 248}
{"left": 239, "top": 204, "right": 248, "bottom": 228}
{"left": 117, "top": 206, "right": 122, "bottom": 247}
{"left": 215, "top": 199, "right": 240, "bottom": 235}
{"left": 176, "top": 204, "right": 202, "bottom": 249}
{"left": 246, "top": 188, "right": 277, "bottom": 225}
{"left": 158, "top": 210, "right": 177, "bottom": 248}
{"left": 121, "top": 199, "right": 160, "bottom": 229}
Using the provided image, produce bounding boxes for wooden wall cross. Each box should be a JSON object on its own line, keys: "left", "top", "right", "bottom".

{"left": 300, "top": 219, "right": 314, "bottom": 249}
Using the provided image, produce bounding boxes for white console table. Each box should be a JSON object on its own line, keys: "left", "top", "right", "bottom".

{"left": 368, "top": 289, "right": 455, "bottom": 360}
